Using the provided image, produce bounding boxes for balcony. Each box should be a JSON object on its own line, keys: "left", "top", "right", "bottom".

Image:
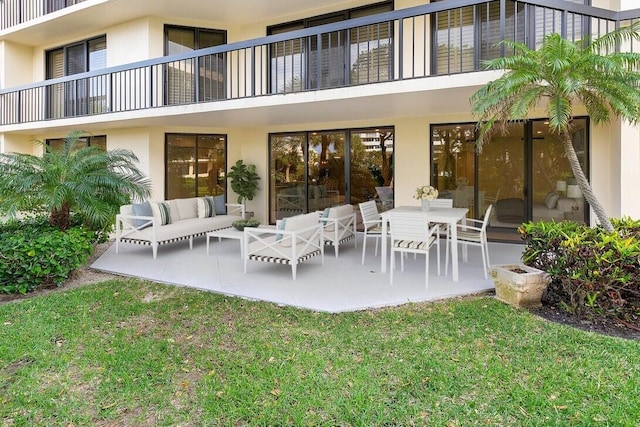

{"left": 0, "top": 0, "right": 86, "bottom": 30}
{"left": 1, "top": 0, "right": 639, "bottom": 128}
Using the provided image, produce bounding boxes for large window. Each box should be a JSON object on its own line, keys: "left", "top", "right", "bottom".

{"left": 268, "top": 1, "right": 393, "bottom": 93}
{"left": 164, "top": 25, "right": 227, "bottom": 104}
{"left": 46, "top": 36, "right": 107, "bottom": 118}
{"left": 431, "top": 118, "right": 589, "bottom": 230}
{"left": 166, "top": 133, "right": 227, "bottom": 200}
{"left": 269, "top": 127, "right": 393, "bottom": 223}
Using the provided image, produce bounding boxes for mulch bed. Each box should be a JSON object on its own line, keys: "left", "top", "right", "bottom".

{"left": 529, "top": 303, "right": 640, "bottom": 342}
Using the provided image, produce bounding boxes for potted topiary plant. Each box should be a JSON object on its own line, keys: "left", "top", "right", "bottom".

{"left": 226, "top": 160, "right": 260, "bottom": 212}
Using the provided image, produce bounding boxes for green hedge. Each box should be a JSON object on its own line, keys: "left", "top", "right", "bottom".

{"left": 519, "top": 218, "right": 640, "bottom": 322}
{"left": 0, "top": 218, "right": 95, "bottom": 294}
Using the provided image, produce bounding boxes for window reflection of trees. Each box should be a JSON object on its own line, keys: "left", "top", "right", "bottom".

{"left": 269, "top": 128, "right": 394, "bottom": 223}
{"left": 166, "top": 134, "right": 226, "bottom": 199}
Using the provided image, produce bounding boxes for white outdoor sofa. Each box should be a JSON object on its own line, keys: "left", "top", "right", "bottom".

{"left": 115, "top": 196, "right": 244, "bottom": 258}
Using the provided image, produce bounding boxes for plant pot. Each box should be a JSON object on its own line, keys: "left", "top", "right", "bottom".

{"left": 233, "top": 224, "right": 258, "bottom": 231}
{"left": 490, "top": 264, "right": 552, "bottom": 308}
{"left": 421, "top": 199, "right": 431, "bottom": 211}
{"left": 232, "top": 219, "right": 260, "bottom": 231}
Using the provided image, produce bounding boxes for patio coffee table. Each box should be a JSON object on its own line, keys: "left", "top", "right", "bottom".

{"left": 207, "top": 225, "right": 274, "bottom": 258}
{"left": 207, "top": 227, "right": 245, "bottom": 258}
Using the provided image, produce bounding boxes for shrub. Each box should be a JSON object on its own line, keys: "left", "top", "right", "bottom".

{"left": 0, "top": 217, "right": 96, "bottom": 294}
{"left": 519, "top": 219, "right": 640, "bottom": 323}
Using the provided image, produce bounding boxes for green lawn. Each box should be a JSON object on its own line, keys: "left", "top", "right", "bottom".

{"left": 1, "top": 279, "right": 639, "bottom": 426}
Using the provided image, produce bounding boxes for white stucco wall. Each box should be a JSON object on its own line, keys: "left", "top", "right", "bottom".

{"left": 0, "top": 41, "right": 34, "bottom": 88}
{"left": 2, "top": 133, "right": 38, "bottom": 154}
{"left": 107, "top": 18, "right": 155, "bottom": 66}
{"left": 616, "top": 121, "right": 640, "bottom": 219}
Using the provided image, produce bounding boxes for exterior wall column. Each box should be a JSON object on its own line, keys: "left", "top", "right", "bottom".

{"left": 230, "top": 128, "right": 266, "bottom": 222}
{"left": 618, "top": 121, "right": 640, "bottom": 219}
{"left": 394, "top": 117, "right": 430, "bottom": 207}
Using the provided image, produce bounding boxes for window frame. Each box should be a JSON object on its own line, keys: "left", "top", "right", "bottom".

{"left": 163, "top": 24, "right": 227, "bottom": 55}
{"left": 164, "top": 132, "right": 228, "bottom": 200}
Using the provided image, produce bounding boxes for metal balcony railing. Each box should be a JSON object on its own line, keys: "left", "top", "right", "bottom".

{"left": 1, "top": 0, "right": 639, "bottom": 126}
{"left": 0, "top": 0, "right": 86, "bottom": 29}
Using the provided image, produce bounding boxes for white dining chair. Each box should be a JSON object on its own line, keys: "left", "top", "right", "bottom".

{"left": 448, "top": 204, "right": 493, "bottom": 279}
{"left": 358, "top": 200, "right": 387, "bottom": 265}
{"left": 387, "top": 211, "right": 440, "bottom": 289}
{"left": 429, "top": 197, "right": 454, "bottom": 264}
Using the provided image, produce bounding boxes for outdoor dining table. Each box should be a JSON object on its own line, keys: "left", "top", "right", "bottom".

{"left": 380, "top": 205, "right": 469, "bottom": 282}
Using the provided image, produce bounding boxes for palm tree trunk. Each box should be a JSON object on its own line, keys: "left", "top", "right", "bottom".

{"left": 561, "top": 129, "right": 614, "bottom": 232}
{"left": 50, "top": 202, "right": 71, "bottom": 231}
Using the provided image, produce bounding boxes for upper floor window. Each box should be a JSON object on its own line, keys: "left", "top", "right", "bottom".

{"left": 46, "top": 0, "right": 84, "bottom": 13}
{"left": 267, "top": 1, "right": 394, "bottom": 93}
{"left": 164, "top": 25, "right": 227, "bottom": 104}
{"left": 46, "top": 36, "right": 107, "bottom": 118}
{"left": 46, "top": 36, "right": 106, "bottom": 80}
{"left": 165, "top": 25, "right": 226, "bottom": 55}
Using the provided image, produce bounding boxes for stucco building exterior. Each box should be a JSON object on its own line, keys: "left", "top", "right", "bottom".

{"left": 1, "top": 0, "right": 639, "bottom": 237}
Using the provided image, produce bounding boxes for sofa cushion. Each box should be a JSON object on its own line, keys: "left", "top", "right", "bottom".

{"left": 197, "top": 196, "right": 216, "bottom": 218}
{"left": 173, "top": 198, "right": 198, "bottom": 220}
{"left": 120, "top": 204, "right": 133, "bottom": 216}
{"left": 324, "top": 204, "right": 354, "bottom": 232}
{"left": 280, "top": 212, "right": 320, "bottom": 247}
{"left": 130, "top": 214, "right": 242, "bottom": 243}
{"left": 556, "top": 197, "right": 576, "bottom": 213}
{"left": 151, "top": 201, "right": 172, "bottom": 225}
{"left": 544, "top": 192, "right": 560, "bottom": 209}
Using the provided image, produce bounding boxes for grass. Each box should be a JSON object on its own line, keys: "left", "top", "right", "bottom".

{"left": 1, "top": 279, "right": 640, "bottom": 426}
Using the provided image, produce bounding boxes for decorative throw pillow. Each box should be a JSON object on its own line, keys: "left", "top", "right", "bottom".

{"left": 544, "top": 192, "right": 555, "bottom": 208}
{"left": 213, "top": 195, "right": 226, "bottom": 215}
{"left": 131, "top": 201, "right": 153, "bottom": 229}
{"left": 276, "top": 218, "right": 287, "bottom": 242}
{"left": 197, "top": 197, "right": 216, "bottom": 219}
{"left": 151, "top": 201, "right": 172, "bottom": 226}
{"left": 545, "top": 192, "right": 560, "bottom": 210}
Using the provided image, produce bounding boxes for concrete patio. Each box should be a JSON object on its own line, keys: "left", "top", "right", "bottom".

{"left": 91, "top": 233, "right": 523, "bottom": 313}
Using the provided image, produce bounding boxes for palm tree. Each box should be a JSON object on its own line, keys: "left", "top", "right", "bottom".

{"left": 0, "top": 131, "right": 151, "bottom": 231}
{"left": 471, "top": 23, "right": 640, "bottom": 232}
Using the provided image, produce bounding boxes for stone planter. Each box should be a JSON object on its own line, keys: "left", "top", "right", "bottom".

{"left": 490, "top": 264, "right": 552, "bottom": 308}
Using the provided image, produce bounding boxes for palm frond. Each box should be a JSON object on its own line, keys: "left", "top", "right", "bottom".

{"left": 0, "top": 131, "right": 152, "bottom": 230}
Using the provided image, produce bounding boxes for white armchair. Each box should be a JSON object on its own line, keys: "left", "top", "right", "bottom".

{"left": 319, "top": 204, "right": 357, "bottom": 257}
{"left": 448, "top": 204, "right": 493, "bottom": 279}
{"left": 243, "top": 212, "right": 324, "bottom": 280}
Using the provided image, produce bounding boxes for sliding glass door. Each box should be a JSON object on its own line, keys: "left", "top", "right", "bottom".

{"left": 431, "top": 118, "right": 588, "bottom": 232}
{"left": 270, "top": 127, "right": 394, "bottom": 223}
